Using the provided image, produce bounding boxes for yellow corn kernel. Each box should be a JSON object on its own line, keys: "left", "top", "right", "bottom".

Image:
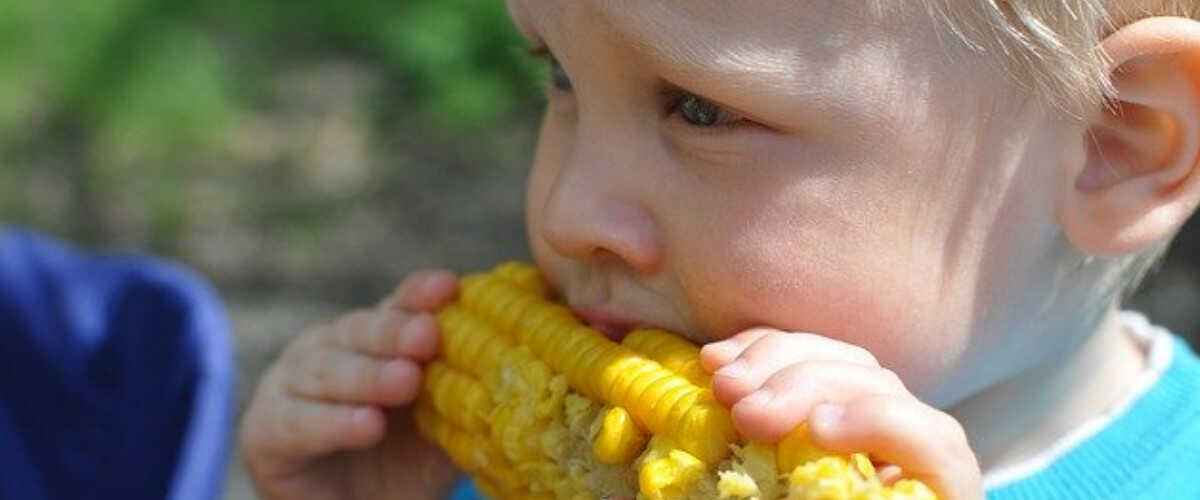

{"left": 492, "top": 260, "right": 552, "bottom": 297}
{"left": 460, "top": 274, "right": 543, "bottom": 336}
{"left": 778, "top": 425, "right": 832, "bottom": 473}
{"left": 716, "top": 470, "right": 759, "bottom": 499}
{"left": 638, "top": 445, "right": 706, "bottom": 500}
{"left": 623, "top": 328, "right": 711, "bottom": 387}
{"left": 437, "top": 304, "right": 512, "bottom": 377}
{"left": 717, "top": 442, "right": 779, "bottom": 500}
{"left": 592, "top": 406, "right": 648, "bottom": 465}
{"left": 782, "top": 454, "right": 889, "bottom": 500}
{"left": 460, "top": 272, "right": 736, "bottom": 465}
{"left": 414, "top": 404, "right": 520, "bottom": 487}
{"left": 415, "top": 262, "right": 938, "bottom": 500}
{"left": 889, "top": 480, "right": 939, "bottom": 500}
{"left": 423, "top": 362, "right": 491, "bottom": 433}
{"left": 438, "top": 304, "right": 554, "bottom": 400}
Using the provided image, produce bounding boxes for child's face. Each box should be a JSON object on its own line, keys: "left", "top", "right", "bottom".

{"left": 511, "top": 0, "right": 1087, "bottom": 407}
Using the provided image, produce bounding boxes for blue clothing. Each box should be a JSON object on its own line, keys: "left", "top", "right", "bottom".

{"left": 0, "top": 230, "right": 234, "bottom": 500}
{"left": 987, "top": 335, "right": 1200, "bottom": 499}
{"left": 449, "top": 331, "right": 1200, "bottom": 500}
{"left": 450, "top": 479, "right": 487, "bottom": 500}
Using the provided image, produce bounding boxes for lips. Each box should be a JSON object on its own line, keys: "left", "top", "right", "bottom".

{"left": 571, "top": 306, "right": 642, "bottom": 341}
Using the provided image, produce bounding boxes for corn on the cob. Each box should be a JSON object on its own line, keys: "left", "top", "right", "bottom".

{"left": 415, "top": 262, "right": 937, "bottom": 500}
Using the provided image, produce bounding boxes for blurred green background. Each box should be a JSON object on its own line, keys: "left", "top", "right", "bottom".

{"left": 1, "top": 0, "right": 545, "bottom": 305}
{"left": 2, "top": 2, "right": 1199, "bottom": 498}
{"left": 0, "top": 3, "right": 545, "bottom": 496}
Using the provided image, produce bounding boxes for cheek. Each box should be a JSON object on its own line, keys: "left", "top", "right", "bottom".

{"left": 525, "top": 115, "right": 569, "bottom": 290}
{"left": 674, "top": 187, "right": 970, "bottom": 399}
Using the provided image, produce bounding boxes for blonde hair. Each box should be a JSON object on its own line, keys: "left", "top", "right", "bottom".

{"left": 920, "top": 0, "right": 1200, "bottom": 117}
{"left": 920, "top": 0, "right": 1198, "bottom": 297}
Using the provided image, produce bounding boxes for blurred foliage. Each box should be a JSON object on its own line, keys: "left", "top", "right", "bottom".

{"left": 0, "top": 0, "right": 544, "bottom": 301}
{"left": 0, "top": 0, "right": 541, "bottom": 132}
{"left": 2, "top": 0, "right": 1199, "bottom": 341}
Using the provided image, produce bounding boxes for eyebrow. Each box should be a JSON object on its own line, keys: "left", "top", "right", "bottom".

{"left": 599, "top": 4, "right": 802, "bottom": 90}
{"left": 609, "top": 7, "right": 796, "bottom": 79}
{"left": 516, "top": 0, "right": 802, "bottom": 89}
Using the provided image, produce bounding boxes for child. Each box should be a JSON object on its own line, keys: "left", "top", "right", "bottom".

{"left": 239, "top": 1, "right": 1200, "bottom": 499}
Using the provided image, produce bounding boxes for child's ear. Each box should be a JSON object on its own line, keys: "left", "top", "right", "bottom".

{"left": 1059, "top": 17, "right": 1200, "bottom": 257}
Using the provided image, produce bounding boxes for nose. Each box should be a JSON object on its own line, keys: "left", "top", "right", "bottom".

{"left": 539, "top": 138, "right": 664, "bottom": 274}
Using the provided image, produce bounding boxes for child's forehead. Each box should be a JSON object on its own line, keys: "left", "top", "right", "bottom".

{"left": 507, "top": 0, "right": 924, "bottom": 72}
{"left": 507, "top": 0, "right": 914, "bottom": 44}
{"left": 506, "top": 0, "right": 937, "bottom": 124}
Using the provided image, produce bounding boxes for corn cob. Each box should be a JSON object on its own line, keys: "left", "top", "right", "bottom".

{"left": 415, "top": 262, "right": 937, "bottom": 500}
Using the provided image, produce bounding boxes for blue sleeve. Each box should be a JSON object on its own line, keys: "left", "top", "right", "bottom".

{"left": 0, "top": 229, "right": 234, "bottom": 500}
{"left": 450, "top": 477, "right": 489, "bottom": 500}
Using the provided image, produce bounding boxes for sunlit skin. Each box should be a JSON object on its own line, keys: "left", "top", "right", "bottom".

{"left": 514, "top": 0, "right": 1194, "bottom": 492}
{"left": 237, "top": 3, "right": 1200, "bottom": 500}
{"left": 518, "top": 0, "right": 1040, "bottom": 405}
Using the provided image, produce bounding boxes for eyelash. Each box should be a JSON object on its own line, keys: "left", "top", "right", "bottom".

{"left": 525, "top": 44, "right": 751, "bottom": 130}
{"left": 526, "top": 45, "right": 572, "bottom": 93}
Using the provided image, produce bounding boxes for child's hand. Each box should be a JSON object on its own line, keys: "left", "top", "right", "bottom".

{"left": 239, "top": 270, "right": 460, "bottom": 500}
{"left": 701, "top": 329, "right": 984, "bottom": 500}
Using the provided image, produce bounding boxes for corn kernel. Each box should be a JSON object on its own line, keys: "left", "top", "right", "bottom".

{"left": 416, "top": 262, "right": 937, "bottom": 500}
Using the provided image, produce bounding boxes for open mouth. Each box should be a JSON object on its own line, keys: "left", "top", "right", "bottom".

{"left": 589, "top": 322, "right": 634, "bottom": 341}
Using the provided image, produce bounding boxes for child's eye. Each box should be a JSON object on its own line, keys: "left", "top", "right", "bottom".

{"left": 672, "top": 93, "right": 743, "bottom": 127}
{"left": 548, "top": 57, "right": 573, "bottom": 92}
{"left": 526, "top": 44, "right": 573, "bottom": 93}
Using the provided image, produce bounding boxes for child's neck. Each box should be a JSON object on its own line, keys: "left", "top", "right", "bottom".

{"left": 948, "top": 306, "right": 1148, "bottom": 475}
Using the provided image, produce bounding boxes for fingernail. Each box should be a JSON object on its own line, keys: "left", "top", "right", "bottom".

{"left": 702, "top": 340, "right": 734, "bottom": 358}
{"left": 811, "top": 402, "right": 844, "bottom": 431}
{"left": 422, "top": 273, "right": 450, "bottom": 295}
{"left": 715, "top": 359, "right": 748, "bottom": 379}
{"left": 403, "top": 313, "right": 431, "bottom": 338}
{"left": 741, "top": 389, "right": 774, "bottom": 408}
{"left": 350, "top": 406, "right": 376, "bottom": 425}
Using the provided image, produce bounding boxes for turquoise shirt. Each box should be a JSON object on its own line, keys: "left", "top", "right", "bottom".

{"left": 450, "top": 327, "right": 1200, "bottom": 499}
{"left": 986, "top": 335, "right": 1200, "bottom": 499}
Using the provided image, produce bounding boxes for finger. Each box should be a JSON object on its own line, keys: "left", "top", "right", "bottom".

{"left": 282, "top": 346, "right": 423, "bottom": 406}
{"left": 729, "top": 361, "right": 905, "bottom": 442}
{"left": 807, "top": 395, "right": 983, "bottom": 500}
{"left": 700, "top": 328, "right": 772, "bottom": 372}
{"left": 384, "top": 269, "right": 459, "bottom": 312}
{"left": 709, "top": 333, "right": 881, "bottom": 407}
{"left": 248, "top": 388, "right": 386, "bottom": 461}
{"left": 334, "top": 308, "right": 440, "bottom": 361}
{"left": 702, "top": 329, "right": 879, "bottom": 376}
